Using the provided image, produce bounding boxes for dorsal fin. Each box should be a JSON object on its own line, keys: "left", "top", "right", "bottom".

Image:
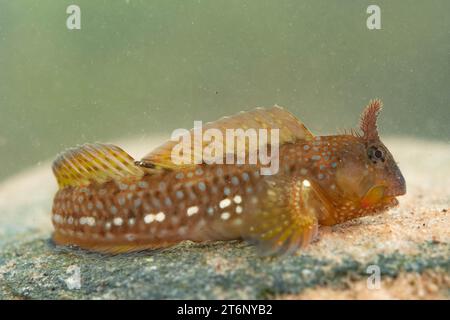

{"left": 52, "top": 143, "right": 144, "bottom": 188}
{"left": 139, "top": 106, "right": 314, "bottom": 169}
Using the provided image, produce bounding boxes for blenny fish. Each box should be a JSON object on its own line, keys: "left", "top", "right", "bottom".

{"left": 51, "top": 99, "right": 406, "bottom": 255}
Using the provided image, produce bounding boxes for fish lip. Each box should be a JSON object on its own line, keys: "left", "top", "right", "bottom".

{"left": 386, "top": 189, "right": 406, "bottom": 197}
{"left": 390, "top": 172, "right": 407, "bottom": 196}
{"left": 379, "top": 172, "right": 407, "bottom": 197}
{"left": 384, "top": 180, "right": 407, "bottom": 197}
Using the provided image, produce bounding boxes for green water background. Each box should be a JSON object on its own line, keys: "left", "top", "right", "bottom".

{"left": 0, "top": 0, "right": 449, "bottom": 181}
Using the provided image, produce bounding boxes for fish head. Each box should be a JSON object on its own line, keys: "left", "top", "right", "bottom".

{"left": 364, "top": 140, "right": 406, "bottom": 198}
{"left": 334, "top": 100, "right": 406, "bottom": 210}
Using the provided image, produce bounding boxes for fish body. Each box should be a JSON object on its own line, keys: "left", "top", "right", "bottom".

{"left": 51, "top": 100, "right": 406, "bottom": 254}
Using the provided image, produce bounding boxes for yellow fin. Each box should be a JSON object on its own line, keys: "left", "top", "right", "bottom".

{"left": 52, "top": 232, "right": 174, "bottom": 254}
{"left": 138, "top": 106, "right": 314, "bottom": 169}
{"left": 361, "top": 185, "right": 385, "bottom": 208}
{"left": 52, "top": 143, "right": 144, "bottom": 188}
{"left": 242, "top": 177, "right": 319, "bottom": 256}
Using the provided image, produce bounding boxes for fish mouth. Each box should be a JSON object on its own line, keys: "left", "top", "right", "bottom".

{"left": 385, "top": 171, "right": 407, "bottom": 197}
{"left": 384, "top": 179, "right": 407, "bottom": 197}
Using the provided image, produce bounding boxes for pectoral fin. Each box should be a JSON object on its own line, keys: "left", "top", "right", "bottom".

{"left": 242, "top": 177, "right": 319, "bottom": 256}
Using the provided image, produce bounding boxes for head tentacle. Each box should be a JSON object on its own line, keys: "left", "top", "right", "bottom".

{"left": 360, "top": 99, "right": 383, "bottom": 141}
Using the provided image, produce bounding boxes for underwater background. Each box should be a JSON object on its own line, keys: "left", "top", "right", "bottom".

{"left": 0, "top": 0, "right": 449, "bottom": 181}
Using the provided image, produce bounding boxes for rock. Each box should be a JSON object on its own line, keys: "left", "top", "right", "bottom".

{"left": 0, "top": 137, "right": 449, "bottom": 299}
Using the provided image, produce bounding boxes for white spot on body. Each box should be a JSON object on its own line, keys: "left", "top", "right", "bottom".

{"left": 187, "top": 206, "right": 199, "bottom": 216}
{"left": 144, "top": 214, "right": 155, "bottom": 224}
{"left": 86, "top": 217, "right": 96, "bottom": 226}
{"left": 113, "top": 217, "right": 123, "bottom": 226}
{"left": 219, "top": 198, "right": 231, "bottom": 209}
{"left": 221, "top": 212, "right": 231, "bottom": 220}
{"left": 155, "top": 212, "right": 165, "bottom": 222}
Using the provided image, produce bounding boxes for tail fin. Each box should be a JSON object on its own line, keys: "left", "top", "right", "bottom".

{"left": 52, "top": 143, "right": 144, "bottom": 188}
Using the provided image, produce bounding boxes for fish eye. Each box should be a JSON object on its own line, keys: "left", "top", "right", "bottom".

{"left": 368, "top": 146, "right": 385, "bottom": 163}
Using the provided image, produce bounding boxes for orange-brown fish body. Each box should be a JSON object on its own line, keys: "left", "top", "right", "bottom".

{"left": 51, "top": 100, "right": 406, "bottom": 255}
{"left": 53, "top": 163, "right": 266, "bottom": 252}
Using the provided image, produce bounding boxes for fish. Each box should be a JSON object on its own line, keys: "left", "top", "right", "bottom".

{"left": 51, "top": 99, "right": 406, "bottom": 255}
